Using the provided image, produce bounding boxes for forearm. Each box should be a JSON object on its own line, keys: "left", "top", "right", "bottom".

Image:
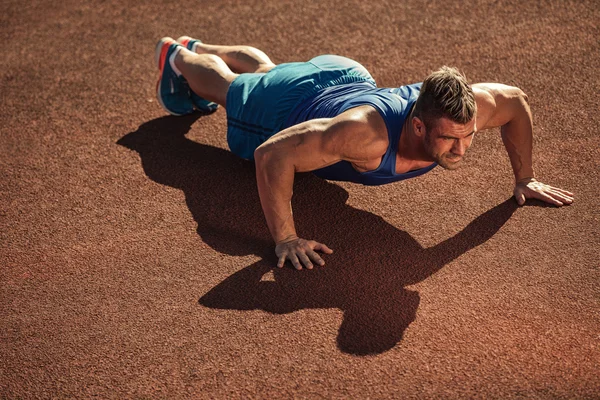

{"left": 254, "top": 149, "right": 298, "bottom": 243}
{"left": 253, "top": 119, "right": 335, "bottom": 243}
{"left": 500, "top": 93, "right": 535, "bottom": 182}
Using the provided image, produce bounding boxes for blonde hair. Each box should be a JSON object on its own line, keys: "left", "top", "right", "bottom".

{"left": 413, "top": 66, "right": 476, "bottom": 129}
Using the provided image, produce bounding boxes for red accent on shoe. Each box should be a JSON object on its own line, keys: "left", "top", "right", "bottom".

{"left": 158, "top": 39, "right": 175, "bottom": 72}
{"left": 179, "top": 38, "right": 191, "bottom": 48}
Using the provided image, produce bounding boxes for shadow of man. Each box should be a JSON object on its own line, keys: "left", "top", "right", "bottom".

{"left": 118, "top": 115, "right": 517, "bottom": 355}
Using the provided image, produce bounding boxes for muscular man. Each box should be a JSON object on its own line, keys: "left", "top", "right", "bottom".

{"left": 154, "top": 36, "right": 574, "bottom": 270}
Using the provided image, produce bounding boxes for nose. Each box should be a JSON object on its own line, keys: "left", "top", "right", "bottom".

{"left": 452, "top": 138, "right": 468, "bottom": 156}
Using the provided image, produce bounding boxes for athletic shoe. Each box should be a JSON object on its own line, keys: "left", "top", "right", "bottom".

{"left": 177, "top": 35, "right": 202, "bottom": 53}
{"left": 155, "top": 37, "right": 195, "bottom": 116}
{"left": 176, "top": 35, "right": 219, "bottom": 114}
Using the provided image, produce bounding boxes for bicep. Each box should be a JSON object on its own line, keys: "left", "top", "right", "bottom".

{"left": 474, "top": 83, "right": 530, "bottom": 131}
{"left": 255, "top": 106, "right": 387, "bottom": 173}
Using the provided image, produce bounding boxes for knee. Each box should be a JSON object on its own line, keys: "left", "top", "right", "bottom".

{"left": 255, "top": 63, "right": 276, "bottom": 73}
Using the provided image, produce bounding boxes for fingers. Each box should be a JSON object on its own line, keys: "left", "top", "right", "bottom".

{"left": 306, "top": 249, "right": 325, "bottom": 267}
{"left": 515, "top": 191, "right": 526, "bottom": 206}
{"left": 530, "top": 184, "right": 575, "bottom": 206}
{"left": 547, "top": 189, "right": 574, "bottom": 205}
{"left": 298, "top": 253, "right": 313, "bottom": 270}
{"left": 288, "top": 253, "right": 302, "bottom": 270}
{"left": 286, "top": 251, "right": 317, "bottom": 270}
{"left": 547, "top": 186, "right": 574, "bottom": 197}
{"left": 312, "top": 242, "right": 334, "bottom": 254}
{"left": 275, "top": 239, "right": 333, "bottom": 270}
{"left": 531, "top": 190, "right": 564, "bottom": 206}
{"left": 277, "top": 253, "right": 287, "bottom": 269}
{"left": 280, "top": 250, "right": 311, "bottom": 270}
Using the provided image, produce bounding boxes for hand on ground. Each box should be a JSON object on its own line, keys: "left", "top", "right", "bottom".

{"left": 514, "top": 178, "right": 574, "bottom": 206}
{"left": 275, "top": 237, "right": 333, "bottom": 270}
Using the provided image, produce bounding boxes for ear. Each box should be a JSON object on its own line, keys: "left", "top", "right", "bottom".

{"left": 412, "top": 117, "right": 426, "bottom": 138}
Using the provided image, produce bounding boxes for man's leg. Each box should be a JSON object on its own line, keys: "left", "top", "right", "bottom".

{"left": 178, "top": 36, "right": 276, "bottom": 74}
{"left": 173, "top": 48, "right": 239, "bottom": 108}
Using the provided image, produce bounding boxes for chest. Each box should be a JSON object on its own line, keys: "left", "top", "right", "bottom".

{"left": 352, "top": 153, "right": 434, "bottom": 174}
{"left": 351, "top": 157, "right": 384, "bottom": 173}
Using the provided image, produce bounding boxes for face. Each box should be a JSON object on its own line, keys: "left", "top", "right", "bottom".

{"left": 420, "top": 117, "right": 476, "bottom": 170}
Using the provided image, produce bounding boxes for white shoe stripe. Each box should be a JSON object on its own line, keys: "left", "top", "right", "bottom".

{"left": 169, "top": 47, "right": 183, "bottom": 77}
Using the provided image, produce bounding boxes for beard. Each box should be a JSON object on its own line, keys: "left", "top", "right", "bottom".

{"left": 437, "top": 154, "right": 464, "bottom": 170}
{"left": 423, "top": 134, "right": 464, "bottom": 170}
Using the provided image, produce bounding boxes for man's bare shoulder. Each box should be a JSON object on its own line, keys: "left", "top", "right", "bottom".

{"left": 472, "top": 83, "right": 528, "bottom": 131}
{"left": 325, "top": 105, "right": 389, "bottom": 163}
{"left": 472, "top": 85, "right": 497, "bottom": 130}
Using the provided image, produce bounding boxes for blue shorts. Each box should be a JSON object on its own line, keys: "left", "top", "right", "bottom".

{"left": 225, "top": 55, "right": 376, "bottom": 160}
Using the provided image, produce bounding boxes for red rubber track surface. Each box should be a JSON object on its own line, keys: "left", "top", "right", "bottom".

{"left": 1, "top": 0, "right": 599, "bottom": 398}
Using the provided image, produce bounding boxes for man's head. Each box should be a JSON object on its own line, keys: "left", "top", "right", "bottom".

{"left": 412, "top": 66, "right": 477, "bottom": 170}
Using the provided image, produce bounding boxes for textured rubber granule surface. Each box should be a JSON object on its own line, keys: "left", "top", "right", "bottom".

{"left": 1, "top": 0, "right": 599, "bottom": 398}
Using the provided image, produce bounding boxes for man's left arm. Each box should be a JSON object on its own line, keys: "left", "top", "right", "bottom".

{"left": 472, "top": 83, "right": 574, "bottom": 206}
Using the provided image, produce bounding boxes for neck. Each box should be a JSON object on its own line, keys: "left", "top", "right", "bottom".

{"left": 398, "top": 108, "right": 431, "bottom": 164}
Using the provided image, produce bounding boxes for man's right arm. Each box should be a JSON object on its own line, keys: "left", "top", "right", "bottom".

{"left": 253, "top": 105, "right": 387, "bottom": 270}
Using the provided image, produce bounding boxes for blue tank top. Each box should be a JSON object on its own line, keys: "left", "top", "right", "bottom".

{"left": 283, "top": 82, "right": 437, "bottom": 186}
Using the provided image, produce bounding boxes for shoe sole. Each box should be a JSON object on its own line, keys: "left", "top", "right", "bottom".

{"left": 155, "top": 37, "right": 186, "bottom": 116}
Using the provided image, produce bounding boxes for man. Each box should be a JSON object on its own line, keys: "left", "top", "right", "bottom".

{"left": 154, "top": 36, "right": 574, "bottom": 270}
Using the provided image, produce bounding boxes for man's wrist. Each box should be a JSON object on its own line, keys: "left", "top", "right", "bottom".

{"left": 515, "top": 167, "right": 535, "bottom": 184}
{"left": 275, "top": 234, "right": 299, "bottom": 245}
{"left": 516, "top": 176, "right": 536, "bottom": 185}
